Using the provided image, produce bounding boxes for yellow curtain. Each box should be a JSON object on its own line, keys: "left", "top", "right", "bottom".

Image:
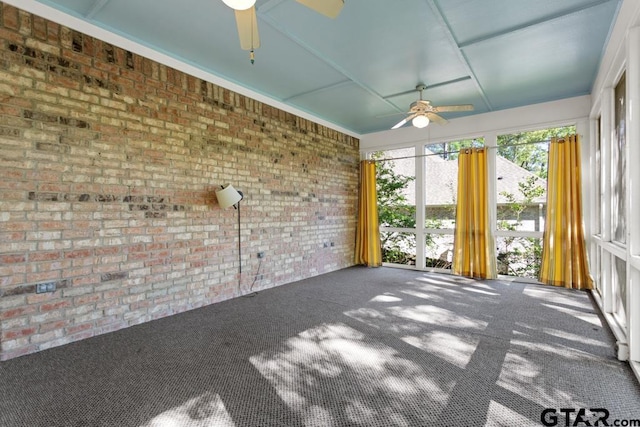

{"left": 539, "top": 135, "right": 593, "bottom": 290}
{"left": 452, "top": 148, "right": 496, "bottom": 279}
{"left": 354, "top": 160, "right": 382, "bottom": 267}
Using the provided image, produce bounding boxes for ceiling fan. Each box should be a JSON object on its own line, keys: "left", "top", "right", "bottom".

{"left": 391, "top": 84, "right": 474, "bottom": 129}
{"left": 221, "top": 0, "right": 344, "bottom": 63}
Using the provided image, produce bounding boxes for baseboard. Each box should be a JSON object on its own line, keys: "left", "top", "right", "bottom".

{"left": 590, "top": 290, "right": 629, "bottom": 361}
{"left": 631, "top": 361, "right": 640, "bottom": 384}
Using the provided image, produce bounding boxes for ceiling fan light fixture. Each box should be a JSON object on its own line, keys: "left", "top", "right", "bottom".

{"left": 412, "top": 114, "right": 430, "bottom": 128}
{"left": 222, "top": 0, "right": 256, "bottom": 10}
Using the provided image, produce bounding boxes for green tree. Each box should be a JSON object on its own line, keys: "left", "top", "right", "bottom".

{"left": 496, "top": 125, "right": 575, "bottom": 278}
{"left": 497, "top": 126, "right": 575, "bottom": 179}
{"left": 497, "top": 172, "right": 546, "bottom": 277}
{"left": 374, "top": 157, "right": 416, "bottom": 229}
{"left": 372, "top": 152, "right": 416, "bottom": 264}
{"left": 428, "top": 138, "right": 484, "bottom": 160}
{"left": 498, "top": 176, "right": 545, "bottom": 230}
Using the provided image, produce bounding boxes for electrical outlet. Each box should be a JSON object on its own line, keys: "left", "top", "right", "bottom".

{"left": 257, "top": 251, "right": 265, "bottom": 258}
{"left": 36, "top": 282, "right": 56, "bottom": 294}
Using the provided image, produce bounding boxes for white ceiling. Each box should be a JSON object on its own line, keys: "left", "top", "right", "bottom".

{"left": 23, "top": 0, "right": 621, "bottom": 135}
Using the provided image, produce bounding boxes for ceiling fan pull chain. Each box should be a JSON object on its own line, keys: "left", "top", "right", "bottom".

{"left": 250, "top": 49, "right": 255, "bottom": 65}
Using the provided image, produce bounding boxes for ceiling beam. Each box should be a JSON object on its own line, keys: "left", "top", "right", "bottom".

{"left": 383, "top": 76, "right": 473, "bottom": 100}
{"left": 85, "top": 0, "right": 110, "bottom": 19}
{"left": 283, "top": 80, "right": 352, "bottom": 102}
{"left": 427, "top": 0, "right": 492, "bottom": 111}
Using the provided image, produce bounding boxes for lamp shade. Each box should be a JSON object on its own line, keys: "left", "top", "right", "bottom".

{"left": 221, "top": 0, "right": 256, "bottom": 10}
{"left": 216, "top": 184, "right": 243, "bottom": 209}
{"left": 412, "top": 114, "right": 430, "bottom": 128}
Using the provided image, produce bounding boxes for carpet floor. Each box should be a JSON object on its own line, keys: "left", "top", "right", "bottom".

{"left": 1, "top": 266, "right": 639, "bottom": 427}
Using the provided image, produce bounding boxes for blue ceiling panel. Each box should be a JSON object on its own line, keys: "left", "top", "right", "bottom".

{"left": 289, "top": 82, "right": 400, "bottom": 134}
{"left": 462, "top": 0, "right": 619, "bottom": 110}
{"left": 438, "top": 0, "right": 614, "bottom": 46}
{"left": 261, "top": 0, "right": 471, "bottom": 98}
{"left": 26, "top": 0, "right": 622, "bottom": 134}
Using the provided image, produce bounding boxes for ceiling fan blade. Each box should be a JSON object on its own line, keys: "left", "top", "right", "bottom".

{"left": 426, "top": 112, "right": 448, "bottom": 125}
{"left": 433, "top": 104, "right": 474, "bottom": 112}
{"left": 295, "top": 0, "right": 344, "bottom": 18}
{"left": 391, "top": 114, "right": 416, "bottom": 129}
{"left": 391, "top": 118, "right": 408, "bottom": 130}
{"left": 234, "top": 6, "right": 260, "bottom": 50}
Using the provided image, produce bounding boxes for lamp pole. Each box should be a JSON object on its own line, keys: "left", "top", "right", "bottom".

{"left": 215, "top": 184, "right": 244, "bottom": 295}
{"left": 236, "top": 191, "right": 243, "bottom": 292}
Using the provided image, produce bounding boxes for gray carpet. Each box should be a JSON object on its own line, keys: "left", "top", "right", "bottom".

{"left": 1, "top": 266, "right": 639, "bottom": 427}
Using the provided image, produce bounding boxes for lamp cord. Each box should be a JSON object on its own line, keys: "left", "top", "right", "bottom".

{"left": 250, "top": 258, "right": 262, "bottom": 292}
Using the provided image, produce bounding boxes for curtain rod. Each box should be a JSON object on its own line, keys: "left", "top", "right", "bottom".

{"left": 370, "top": 138, "right": 557, "bottom": 162}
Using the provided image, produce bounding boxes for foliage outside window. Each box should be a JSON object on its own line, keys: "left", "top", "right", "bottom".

{"left": 373, "top": 125, "right": 577, "bottom": 279}
{"left": 373, "top": 150, "right": 416, "bottom": 265}
{"left": 496, "top": 126, "right": 575, "bottom": 278}
{"left": 423, "top": 139, "right": 483, "bottom": 269}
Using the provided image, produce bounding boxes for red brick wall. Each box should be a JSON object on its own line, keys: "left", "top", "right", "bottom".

{"left": 0, "top": 4, "right": 359, "bottom": 361}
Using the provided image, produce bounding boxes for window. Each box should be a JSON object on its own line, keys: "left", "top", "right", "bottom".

{"left": 612, "top": 73, "right": 626, "bottom": 244}
{"left": 595, "top": 115, "right": 602, "bottom": 236}
{"left": 423, "top": 139, "right": 484, "bottom": 271}
{"left": 495, "top": 126, "right": 575, "bottom": 279}
{"left": 612, "top": 256, "right": 627, "bottom": 329}
{"left": 369, "top": 125, "right": 579, "bottom": 280}
{"left": 374, "top": 148, "right": 416, "bottom": 266}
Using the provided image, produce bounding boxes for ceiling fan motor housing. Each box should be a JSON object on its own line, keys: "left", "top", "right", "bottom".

{"left": 410, "top": 100, "right": 431, "bottom": 113}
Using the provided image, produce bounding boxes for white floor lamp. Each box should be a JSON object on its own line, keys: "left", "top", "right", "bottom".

{"left": 216, "top": 184, "right": 244, "bottom": 293}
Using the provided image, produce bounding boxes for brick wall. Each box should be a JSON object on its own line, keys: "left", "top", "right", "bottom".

{"left": 0, "top": 4, "right": 359, "bottom": 361}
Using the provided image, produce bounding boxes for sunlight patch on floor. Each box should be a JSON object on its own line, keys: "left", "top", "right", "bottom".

{"left": 401, "top": 331, "right": 480, "bottom": 368}
{"left": 344, "top": 307, "right": 401, "bottom": 332}
{"left": 249, "top": 323, "right": 452, "bottom": 426}
{"left": 514, "top": 323, "right": 609, "bottom": 348}
{"left": 485, "top": 400, "right": 537, "bottom": 427}
{"left": 369, "top": 293, "right": 403, "bottom": 303}
{"left": 523, "top": 287, "right": 594, "bottom": 310}
{"left": 541, "top": 327, "right": 609, "bottom": 347}
{"left": 462, "top": 287, "right": 500, "bottom": 296}
{"left": 510, "top": 340, "right": 616, "bottom": 363}
{"left": 413, "top": 283, "right": 466, "bottom": 296}
{"left": 345, "top": 306, "right": 480, "bottom": 368}
{"left": 139, "top": 392, "right": 235, "bottom": 427}
{"left": 416, "top": 275, "right": 477, "bottom": 285}
{"left": 497, "top": 349, "right": 587, "bottom": 409}
{"left": 388, "top": 305, "right": 488, "bottom": 330}
{"left": 540, "top": 303, "right": 602, "bottom": 327}
{"left": 468, "top": 282, "right": 500, "bottom": 290}
{"left": 399, "top": 289, "right": 446, "bottom": 302}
